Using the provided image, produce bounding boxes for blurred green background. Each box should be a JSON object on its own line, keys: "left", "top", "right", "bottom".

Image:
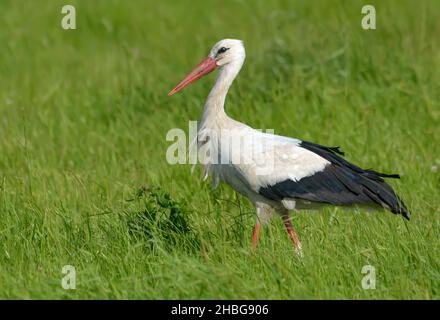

{"left": 0, "top": 0, "right": 439, "bottom": 299}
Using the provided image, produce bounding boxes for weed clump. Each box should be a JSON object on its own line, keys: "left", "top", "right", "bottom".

{"left": 126, "top": 185, "right": 199, "bottom": 251}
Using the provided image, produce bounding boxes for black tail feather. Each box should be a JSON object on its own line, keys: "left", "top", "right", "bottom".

{"left": 299, "top": 140, "right": 410, "bottom": 220}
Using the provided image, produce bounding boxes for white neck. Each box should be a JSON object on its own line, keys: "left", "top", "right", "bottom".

{"left": 199, "top": 60, "right": 244, "bottom": 129}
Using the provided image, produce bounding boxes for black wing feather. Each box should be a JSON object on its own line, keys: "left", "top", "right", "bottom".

{"left": 259, "top": 140, "right": 410, "bottom": 219}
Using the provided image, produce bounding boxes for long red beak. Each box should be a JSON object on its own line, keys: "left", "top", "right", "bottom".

{"left": 168, "top": 57, "right": 217, "bottom": 96}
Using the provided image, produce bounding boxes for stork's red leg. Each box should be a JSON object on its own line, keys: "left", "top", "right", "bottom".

{"left": 281, "top": 213, "right": 302, "bottom": 252}
{"left": 252, "top": 222, "right": 261, "bottom": 247}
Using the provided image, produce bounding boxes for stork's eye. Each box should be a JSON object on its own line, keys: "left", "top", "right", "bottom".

{"left": 217, "top": 47, "right": 229, "bottom": 54}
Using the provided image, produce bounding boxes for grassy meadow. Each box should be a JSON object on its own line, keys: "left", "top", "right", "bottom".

{"left": 0, "top": 0, "right": 439, "bottom": 299}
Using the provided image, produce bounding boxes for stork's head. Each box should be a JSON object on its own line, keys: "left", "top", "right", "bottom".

{"left": 208, "top": 39, "right": 245, "bottom": 67}
{"left": 168, "top": 39, "right": 245, "bottom": 96}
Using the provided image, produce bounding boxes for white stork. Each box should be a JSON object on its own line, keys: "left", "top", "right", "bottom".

{"left": 168, "top": 39, "right": 409, "bottom": 254}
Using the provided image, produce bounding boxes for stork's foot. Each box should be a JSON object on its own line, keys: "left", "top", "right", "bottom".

{"left": 294, "top": 244, "right": 304, "bottom": 258}
{"left": 281, "top": 213, "right": 303, "bottom": 257}
{"left": 252, "top": 222, "right": 261, "bottom": 247}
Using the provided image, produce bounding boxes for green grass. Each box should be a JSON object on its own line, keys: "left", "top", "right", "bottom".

{"left": 0, "top": 0, "right": 439, "bottom": 299}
